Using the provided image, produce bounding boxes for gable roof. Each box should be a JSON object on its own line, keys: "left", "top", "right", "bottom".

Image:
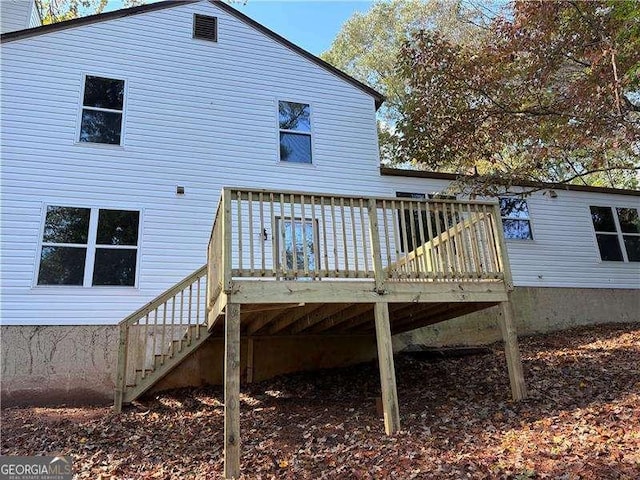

{"left": 0, "top": 0, "right": 385, "bottom": 109}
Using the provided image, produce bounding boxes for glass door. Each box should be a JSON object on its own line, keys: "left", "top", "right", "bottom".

{"left": 278, "top": 218, "right": 318, "bottom": 277}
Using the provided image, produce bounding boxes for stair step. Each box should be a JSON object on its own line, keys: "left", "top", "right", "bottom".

{"left": 154, "top": 354, "right": 165, "bottom": 369}
{"left": 170, "top": 339, "right": 187, "bottom": 353}
{"left": 134, "top": 368, "right": 154, "bottom": 373}
{"left": 121, "top": 324, "right": 212, "bottom": 405}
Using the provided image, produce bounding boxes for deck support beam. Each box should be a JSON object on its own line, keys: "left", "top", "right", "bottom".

{"left": 224, "top": 302, "right": 241, "bottom": 479}
{"left": 373, "top": 302, "right": 401, "bottom": 434}
{"left": 498, "top": 299, "right": 527, "bottom": 401}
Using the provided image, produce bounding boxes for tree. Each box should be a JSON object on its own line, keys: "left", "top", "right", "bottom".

{"left": 396, "top": 0, "right": 640, "bottom": 193}
{"left": 36, "top": 0, "right": 145, "bottom": 24}
{"left": 321, "top": 0, "right": 487, "bottom": 162}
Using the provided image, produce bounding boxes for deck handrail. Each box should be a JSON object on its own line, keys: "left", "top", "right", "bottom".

{"left": 114, "top": 265, "right": 208, "bottom": 410}
{"left": 206, "top": 187, "right": 512, "bottom": 313}
{"left": 228, "top": 186, "right": 500, "bottom": 207}
{"left": 118, "top": 266, "right": 207, "bottom": 327}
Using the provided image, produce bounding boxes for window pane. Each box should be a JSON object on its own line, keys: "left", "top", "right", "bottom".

{"left": 43, "top": 206, "right": 90, "bottom": 244}
{"left": 97, "top": 210, "right": 139, "bottom": 246}
{"left": 500, "top": 198, "right": 530, "bottom": 219}
{"left": 279, "top": 132, "right": 312, "bottom": 163}
{"left": 38, "top": 246, "right": 86, "bottom": 285}
{"left": 502, "top": 219, "right": 533, "bottom": 240}
{"left": 617, "top": 208, "right": 640, "bottom": 234}
{"left": 80, "top": 110, "right": 122, "bottom": 144}
{"left": 92, "top": 249, "right": 137, "bottom": 286}
{"left": 278, "top": 101, "right": 311, "bottom": 131}
{"left": 623, "top": 236, "right": 640, "bottom": 262}
{"left": 590, "top": 206, "right": 616, "bottom": 232}
{"left": 397, "top": 193, "right": 429, "bottom": 249}
{"left": 83, "top": 76, "right": 124, "bottom": 110}
{"left": 595, "top": 234, "right": 623, "bottom": 261}
{"left": 282, "top": 220, "right": 316, "bottom": 271}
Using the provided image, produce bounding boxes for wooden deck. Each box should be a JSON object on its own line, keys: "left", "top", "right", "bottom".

{"left": 114, "top": 187, "right": 527, "bottom": 479}
{"left": 204, "top": 188, "right": 525, "bottom": 477}
{"left": 207, "top": 187, "right": 513, "bottom": 335}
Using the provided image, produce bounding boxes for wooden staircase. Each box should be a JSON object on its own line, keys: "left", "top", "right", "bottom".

{"left": 114, "top": 266, "right": 209, "bottom": 411}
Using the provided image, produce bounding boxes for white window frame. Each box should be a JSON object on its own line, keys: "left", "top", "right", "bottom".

{"left": 276, "top": 99, "right": 314, "bottom": 165}
{"left": 589, "top": 205, "right": 640, "bottom": 263}
{"left": 499, "top": 196, "right": 534, "bottom": 241}
{"left": 34, "top": 204, "right": 142, "bottom": 288}
{"left": 75, "top": 73, "right": 127, "bottom": 147}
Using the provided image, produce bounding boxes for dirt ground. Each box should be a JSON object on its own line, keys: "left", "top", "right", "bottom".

{"left": 2, "top": 322, "right": 639, "bottom": 479}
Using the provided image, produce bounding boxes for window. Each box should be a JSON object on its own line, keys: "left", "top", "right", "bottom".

{"left": 79, "top": 75, "right": 125, "bottom": 145}
{"left": 278, "top": 101, "right": 312, "bottom": 163}
{"left": 590, "top": 206, "right": 640, "bottom": 262}
{"left": 396, "top": 192, "right": 427, "bottom": 252}
{"left": 193, "top": 14, "right": 217, "bottom": 41}
{"left": 395, "top": 192, "right": 458, "bottom": 252}
{"left": 37, "top": 206, "right": 140, "bottom": 286}
{"left": 499, "top": 197, "right": 533, "bottom": 240}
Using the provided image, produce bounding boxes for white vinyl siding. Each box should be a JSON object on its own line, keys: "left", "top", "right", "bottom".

{"left": 1, "top": 0, "right": 36, "bottom": 34}
{"left": 0, "top": 1, "right": 381, "bottom": 325}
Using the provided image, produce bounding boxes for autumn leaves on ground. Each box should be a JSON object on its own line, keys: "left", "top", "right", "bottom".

{"left": 2, "top": 323, "right": 639, "bottom": 479}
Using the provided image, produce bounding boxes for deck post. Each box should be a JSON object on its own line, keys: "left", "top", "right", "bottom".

{"left": 498, "top": 299, "right": 527, "bottom": 401}
{"left": 367, "top": 198, "right": 385, "bottom": 293}
{"left": 246, "top": 337, "right": 254, "bottom": 384}
{"left": 224, "top": 302, "right": 241, "bottom": 479}
{"left": 222, "top": 188, "right": 233, "bottom": 293}
{"left": 114, "top": 323, "right": 129, "bottom": 413}
{"left": 373, "top": 302, "right": 401, "bottom": 434}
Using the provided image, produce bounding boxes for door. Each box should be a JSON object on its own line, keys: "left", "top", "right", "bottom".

{"left": 277, "top": 217, "right": 318, "bottom": 277}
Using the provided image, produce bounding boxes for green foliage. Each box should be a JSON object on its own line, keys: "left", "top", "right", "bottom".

{"left": 36, "top": 0, "right": 145, "bottom": 24}
{"left": 321, "top": 0, "right": 485, "bottom": 161}
{"left": 396, "top": 0, "right": 640, "bottom": 192}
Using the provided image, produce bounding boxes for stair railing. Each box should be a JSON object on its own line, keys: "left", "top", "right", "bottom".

{"left": 114, "top": 265, "right": 207, "bottom": 411}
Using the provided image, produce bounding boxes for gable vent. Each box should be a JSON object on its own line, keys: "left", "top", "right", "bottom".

{"left": 193, "top": 14, "right": 217, "bottom": 42}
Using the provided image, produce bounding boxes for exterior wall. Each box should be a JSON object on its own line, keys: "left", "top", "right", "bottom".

{"left": 0, "top": 326, "right": 377, "bottom": 407}
{"left": 1, "top": 325, "right": 118, "bottom": 406}
{"left": 3, "top": 287, "right": 637, "bottom": 407}
{"left": 0, "top": 0, "right": 37, "bottom": 34}
{"left": 1, "top": 0, "right": 381, "bottom": 326}
{"left": 2, "top": 0, "right": 637, "bottom": 329}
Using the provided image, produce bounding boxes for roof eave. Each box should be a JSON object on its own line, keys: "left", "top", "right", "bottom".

{"left": 380, "top": 167, "right": 640, "bottom": 197}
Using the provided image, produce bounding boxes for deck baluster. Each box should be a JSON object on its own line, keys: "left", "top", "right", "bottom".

{"left": 349, "top": 198, "right": 359, "bottom": 275}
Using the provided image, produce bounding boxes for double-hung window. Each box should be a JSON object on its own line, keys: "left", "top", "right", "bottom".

{"left": 590, "top": 206, "right": 640, "bottom": 262}
{"left": 499, "top": 197, "right": 533, "bottom": 240}
{"left": 37, "top": 206, "right": 140, "bottom": 286}
{"left": 79, "top": 75, "right": 125, "bottom": 145}
{"left": 278, "top": 101, "right": 312, "bottom": 163}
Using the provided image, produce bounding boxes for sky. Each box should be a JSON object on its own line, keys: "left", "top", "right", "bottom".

{"left": 99, "top": 1, "right": 375, "bottom": 56}
{"left": 236, "top": 1, "right": 374, "bottom": 55}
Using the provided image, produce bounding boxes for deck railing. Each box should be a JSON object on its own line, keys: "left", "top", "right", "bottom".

{"left": 207, "top": 188, "right": 511, "bottom": 307}
{"left": 114, "top": 266, "right": 207, "bottom": 409}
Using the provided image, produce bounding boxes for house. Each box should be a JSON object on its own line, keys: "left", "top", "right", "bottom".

{"left": 1, "top": 1, "right": 638, "bottom": 476}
